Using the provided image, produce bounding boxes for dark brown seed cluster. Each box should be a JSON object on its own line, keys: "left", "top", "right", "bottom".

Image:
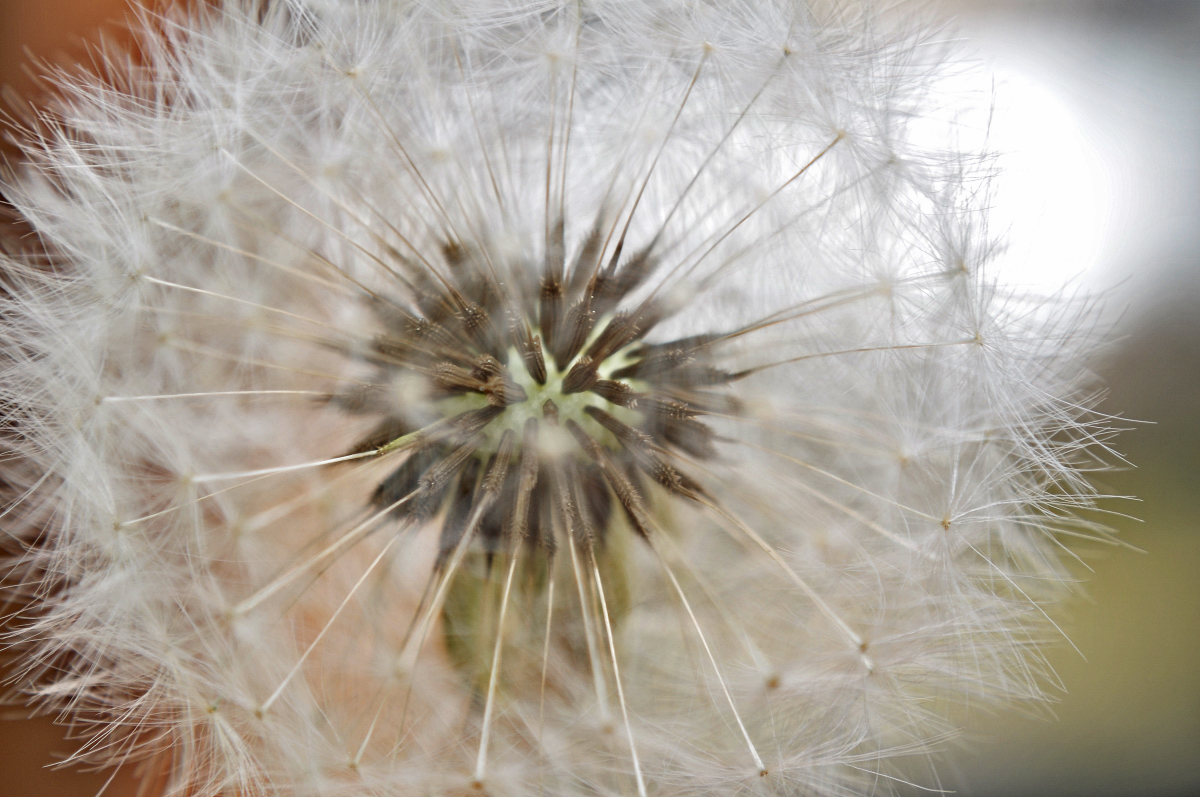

{"left": 335, "top": 227, "right": 742, "bottom": 567}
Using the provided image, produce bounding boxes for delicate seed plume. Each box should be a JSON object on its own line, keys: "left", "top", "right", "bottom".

{"left": 0, "top": 1, "right": 1120, "bottom": 796}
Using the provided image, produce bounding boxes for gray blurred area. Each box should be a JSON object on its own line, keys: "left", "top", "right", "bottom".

{"left": 942, "top": 1, "right": 1200, "bottom": 795}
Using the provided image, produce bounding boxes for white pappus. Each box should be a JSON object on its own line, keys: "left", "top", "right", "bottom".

{"left": 0, "top": 1, "right": 1120, "bottom": 795}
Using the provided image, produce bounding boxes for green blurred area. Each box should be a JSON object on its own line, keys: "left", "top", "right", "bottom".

{"left": 952, "top": 275, "right": 1200, "bottom": 796}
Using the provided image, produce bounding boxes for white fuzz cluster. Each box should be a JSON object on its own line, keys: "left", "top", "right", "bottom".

{"left": 1, "top": 1, "right": 1116, "bottom": 795}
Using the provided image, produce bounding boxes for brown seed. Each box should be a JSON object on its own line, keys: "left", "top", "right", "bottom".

{"left": 511, "top": 321, "right": 547, "bottom": 385}
{"left": 591, "top": 379, "right": 635, "bottom": 407}
{"left": 553, "top": 296, "right": 596, "bottom": 371}
{"left": 561, "top": 357, "right": 600, "bottom": 394}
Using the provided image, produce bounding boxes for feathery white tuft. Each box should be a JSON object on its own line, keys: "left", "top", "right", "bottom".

{"left": 1, "top": 1, "right": 1119, "bottom": 795}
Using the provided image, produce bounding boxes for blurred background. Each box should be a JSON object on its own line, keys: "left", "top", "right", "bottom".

{"left": 938, "top": 2, "right": 1200, "bottom": 795}
{"left": 1, "top": 0, "right": 1197, "bottom": 794}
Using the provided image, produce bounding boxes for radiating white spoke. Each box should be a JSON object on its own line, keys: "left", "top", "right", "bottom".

{"left": 103, "top": 390, "right": 329, "bottom": 403}
{"left": 646, "top": 54, "right": 784, "bottom": 254}
{"left": 652, "top": 532, "right": 775, "bottom": 685}
{"left": 602, "top": 49, "right": 708, "bottom": 273}
{"left": 539, "top": 575, "right": 556, "bottom": 744}
{"left": 736, "top": 339, "right": 978, "bottom": 379}
{"left": 738, "top": 439, "right": 941, "bottom": 522}
{"left": 141, "top": 276, "right": 345, "bottom": 333}
{"left": 222, "top": 151, "right": 441, "bottom": 296}
{"left": 393, "top": 499, "right": 491, "bottom": 675}
{"left": 260, "top": 534, "right": 400, "bottom": 715}
{"left": 145, "top": 216, "right": 353, "bottom": 294}
{"left": 193, "top": 450, "right": 377, "bottom": 485}
{"left": 166, "top": 338, "right": 368, "bottom": 384}
{"left": 651, "top": 541, "right": 767, "bottom": 776}
{"left": 592, "top": 560, "right": 647, "bottom": 797}
{"left": 234, "top": 487, "right": 416, "bottom": 617}
{"left": 696, "top": 495, "right": 872, "bottom": 670}
{"left": 559, "top": 481, "right": 611, "bottom": 721}
{"left": 651, "top": 133, "right": 844, "bottom": 300}
{"left": 117, "top": 472, "right": 275, "bottom": 528}
{"left": 472, "top": 549, "right": 521, "bottom": 787}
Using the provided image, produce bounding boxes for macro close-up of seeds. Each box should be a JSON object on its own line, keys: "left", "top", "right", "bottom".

{"left": 0, "top": 1, "right": 1135, "bottom": 795}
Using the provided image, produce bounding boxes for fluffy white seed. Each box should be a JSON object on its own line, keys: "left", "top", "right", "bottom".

{"left": 0, "top": 1, "right": 1119, "bottom": 795}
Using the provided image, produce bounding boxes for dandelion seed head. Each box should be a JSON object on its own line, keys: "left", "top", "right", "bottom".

{"left": 0, "top": 1, "right": 1119, "bottom": 795}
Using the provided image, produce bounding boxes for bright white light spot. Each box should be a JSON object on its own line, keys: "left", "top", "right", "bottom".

{"left": 986, "top": 68, "right": 1113, "bottom": 291}
{"left": 912, "top": 65, "right": 1115, "bottom": 292}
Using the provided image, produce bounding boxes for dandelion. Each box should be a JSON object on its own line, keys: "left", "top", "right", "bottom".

{"left": 0, "top": 1, "right": 1118, "bottom": 795}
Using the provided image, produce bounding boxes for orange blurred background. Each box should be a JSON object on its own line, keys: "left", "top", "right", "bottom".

{"left": 2, "top": 5, "right": 147, "bottom": 795}
{"left": 0, "top": 0, "right": 143, "bottom": 146}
